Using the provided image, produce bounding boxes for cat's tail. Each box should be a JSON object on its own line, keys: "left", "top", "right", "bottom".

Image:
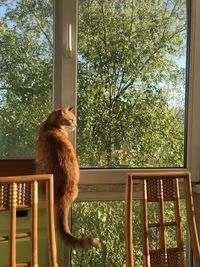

{"left": 55, "top": 201, "right": 101, "bottom": 250}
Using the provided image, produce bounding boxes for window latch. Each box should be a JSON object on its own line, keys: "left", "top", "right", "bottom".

{"left": 65, "top": 24, "right": 72, "bottom": 58}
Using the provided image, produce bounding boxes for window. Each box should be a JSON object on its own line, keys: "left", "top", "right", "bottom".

{"left": 1, "top": 0, "right": 200, "bottom": 266}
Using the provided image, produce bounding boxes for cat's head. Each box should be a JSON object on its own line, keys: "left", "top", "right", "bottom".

{"left": 47, "top": 106, "right": 77, "bottom": 132}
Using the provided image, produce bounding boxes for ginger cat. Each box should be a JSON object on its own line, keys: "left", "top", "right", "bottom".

{"left": 36, "top": 107, "right": 100, "bottom": 250}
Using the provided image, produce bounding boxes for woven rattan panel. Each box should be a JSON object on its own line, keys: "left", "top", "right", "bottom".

{"left": 163, "top": 178, "right": 176, "bottom": 201}
{"left": 16, "top": 183, "right": 31, "bottom": 206}
{"left": 146, "top": 177, "right": 176, "bottom": 202}
{"left": 150, "top": 250, "right": 166, "bottom": 266}
{"left": 150, "top": 249, "right": 183, "bottom": 266}
{"left": 0, "top": 183, "right": 31, "bottom": 210}
{"left": 0, "top": 185, "right": 9, "bottom": 209}
{"left": 167, "top": 248, "right": 183, "bottom": 266}
{"left": 146, "top": 178, "right": 160, "bottom": 202}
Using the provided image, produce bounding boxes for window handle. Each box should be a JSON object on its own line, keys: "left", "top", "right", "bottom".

{"left": 65, "top": 23, "right": 72, "bottom": 57}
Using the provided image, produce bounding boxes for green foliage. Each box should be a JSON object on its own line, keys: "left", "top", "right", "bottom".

{"left": 72, "top": 201, "right": 126, "bottom": 267}
{"left": 0, "top": 0, "right": 53, "bottom": 158}
{"left": 0, "top": 0, "right": 187, "bottom": 163}
{"left": 77, "top": 0, "right": 187, "bottom": 168}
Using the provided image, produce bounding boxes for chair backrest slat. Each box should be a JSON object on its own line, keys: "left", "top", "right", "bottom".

{"left": 31, "top": 180, "right": 38, "bottom": 266}
{"left": 141, "top": 179, "right": 150, "bottom": 267}
{"left": 125, "top": 175, "right": 134, "bottom": 267}
{"left": 184, "top": 175, "right": 200, "bottom": 264}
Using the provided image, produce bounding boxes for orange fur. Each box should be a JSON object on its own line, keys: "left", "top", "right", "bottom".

{"left": 36, "top": 107, "right": 100, "bottom": 250}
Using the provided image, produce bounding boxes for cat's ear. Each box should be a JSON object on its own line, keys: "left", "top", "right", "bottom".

{"left": 54, "top": 108, "right": 63, "bottom": 115}
{"left": 61, "top": 106, "right": 73, "bottom": 114}
{"left": 61, "top": 106, "right": 69, "bottom": 114}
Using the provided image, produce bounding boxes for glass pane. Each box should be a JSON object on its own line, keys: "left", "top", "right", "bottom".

{"left": 77, "top": 0, "right": 189, "bottom": 168}
{"left": 71, "top": 201, "right": 126, "bottom": 267}
{"left": 71, "top": 199, "right": 187, "bottom": 266}
{"left": 0, "top": 0, "right": 53, "bottom": 159}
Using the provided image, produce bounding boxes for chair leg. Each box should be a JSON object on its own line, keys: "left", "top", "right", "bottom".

{"left": 46, "top": 178, "right": 58, "bottom": 267}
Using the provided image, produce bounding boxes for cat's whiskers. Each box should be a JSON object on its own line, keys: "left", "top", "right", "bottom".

{"left": 61, "top": 125, "right": 76, "bottom": 132}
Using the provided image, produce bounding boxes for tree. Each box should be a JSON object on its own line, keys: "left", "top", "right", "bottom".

{"left": 0, "top": 0, "right": 53, "bottom": 158}
{"left": 77, "top": 0, "right": 187, "bottom": 168}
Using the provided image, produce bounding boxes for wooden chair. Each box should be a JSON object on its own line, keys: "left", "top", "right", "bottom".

{"left": 125, "top": 171, "right": 200, "bottom": 267}
{"left": 0, "top": 174, "right": 58, "bottom": 267}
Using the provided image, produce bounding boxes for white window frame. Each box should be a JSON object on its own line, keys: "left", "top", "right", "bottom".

{"left": 187, "top": 0, "right": 200, "bottom": 182}
{"left": 54, "top": 0, "right": 200, "bottom": 184}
